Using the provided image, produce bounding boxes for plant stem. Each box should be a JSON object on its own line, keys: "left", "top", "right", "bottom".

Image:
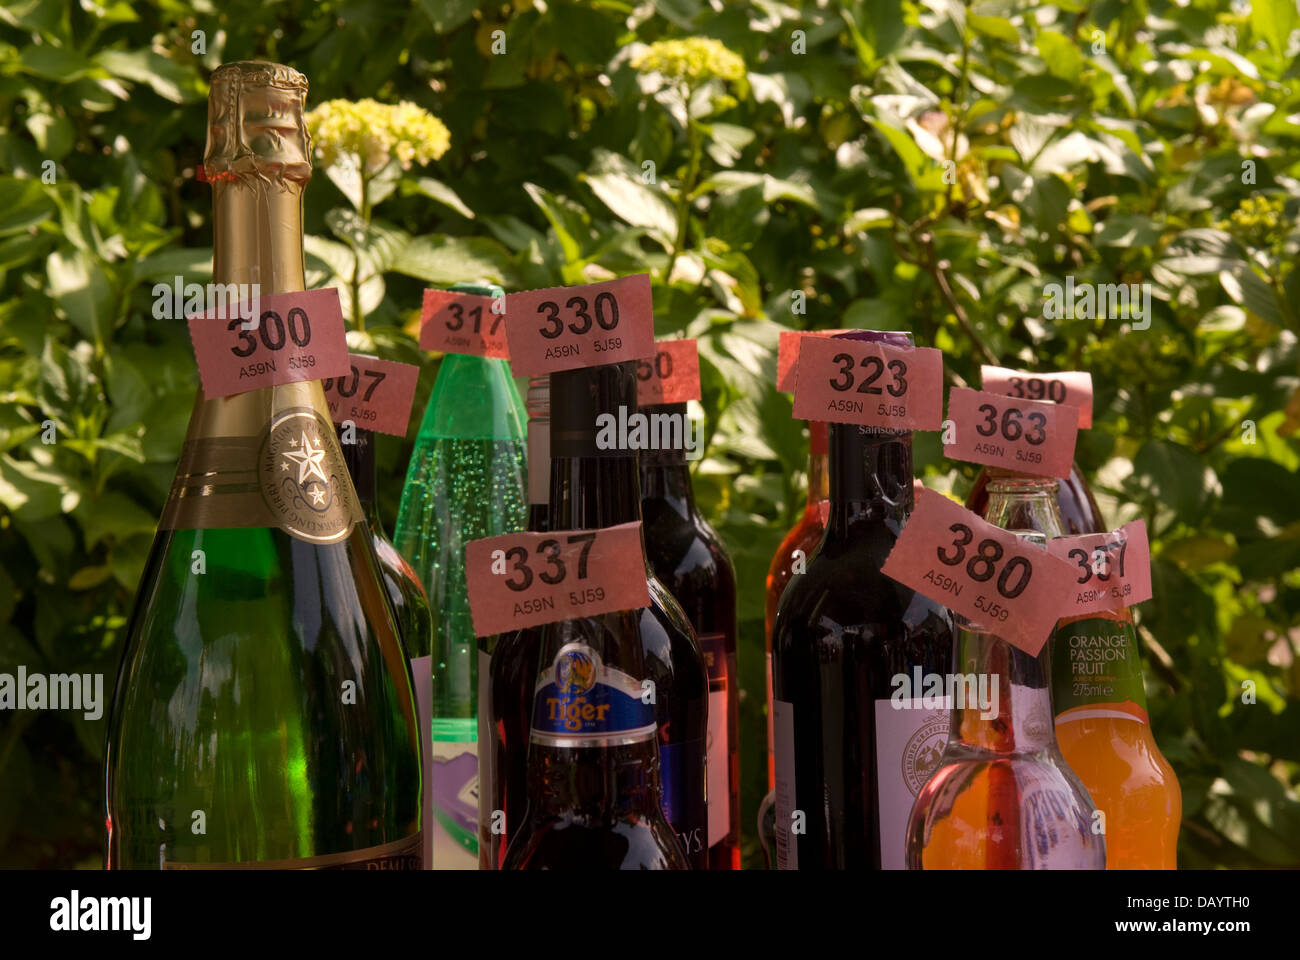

{"left": 352, "top": 170, "right": 370, "bottom": 332}
{"left": 666, "top": 87, "right": 701, "bottom": 285}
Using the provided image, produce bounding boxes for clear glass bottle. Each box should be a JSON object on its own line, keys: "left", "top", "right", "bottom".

{"left": 905, "top": 478, "right": 1105, "bottom": 869}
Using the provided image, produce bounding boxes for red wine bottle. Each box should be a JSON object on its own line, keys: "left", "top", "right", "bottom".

{"left": 640, "top": 402, "right": 740, "bottom": 870}
{"left": 771, "top": 330, "right": 955, "bottom": 870}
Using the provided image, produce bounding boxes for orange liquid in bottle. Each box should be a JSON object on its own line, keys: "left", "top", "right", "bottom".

{"left": 1052, "top": 607, "right": 1181, "bottom": 869}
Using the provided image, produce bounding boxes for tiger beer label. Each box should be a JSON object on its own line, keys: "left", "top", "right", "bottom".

{"left": 420, "top": 289, "right": 511, "bottom": 359}
{"left": 258, "top": 407, "right": 362, "bottom": 544}
{"left": 980, "top": 365, "right": 1093, "bottom": 430}
{"left": 188, "top": 287, "right": 351, "bottom": 399}
{"left": 791, "top": 336, "right": 944, "bottom": 431}
{"left": 529, "top": 642, "right": 657, "bottom": 745}
{"left": 881, "top": 487, "right": 1077, "bottom": 656}
{"left": 322, "top": 354, "right": 420, "bottom": 437}
{"left": 636, "top": 338, "right": 701, "bottom": 405}
{"left": 1051, "top": 617, "right": 1149, "bottom": 726}
{"left": 944, "top": 387, "right": 1077, "bottom": 479}
{"left": 1046, "top": 521, "right": 1153, "bottom": 616}
{"left": 503, "top": 274, "right": 656, "bottom": 376}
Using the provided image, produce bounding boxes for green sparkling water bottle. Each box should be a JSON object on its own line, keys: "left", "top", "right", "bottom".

{"left": 393, "top": 283, "right": 527, "bottom": 869}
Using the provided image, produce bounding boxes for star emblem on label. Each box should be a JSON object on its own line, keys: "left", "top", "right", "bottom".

{"left": 282, "top": 430, "right": 330, "bottom": 486}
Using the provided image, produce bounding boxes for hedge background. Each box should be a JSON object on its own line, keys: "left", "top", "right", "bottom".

{"left": 1, "top": 0, "right": 1298, "bottom": 868}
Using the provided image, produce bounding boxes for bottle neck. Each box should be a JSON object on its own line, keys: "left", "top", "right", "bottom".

{"left": 548, "top": 363, "right": 645, "bottom": 532}
{"left": 338, "top": 424, "right": 383, "bottom": 531}
{"left": 527, "top": 375, "right": 551, "bottom": 511}
{"left": 826, "top": 424, "right": 912, "bottom": 536}
{"left": 806, "top": 420, "right": 829, "bottom": 508}
{"left": 981, "top": 475, "right": 1065, "bottom": 543}
{"left": 638, "top": 402, "right": 695, "bottom": 518}
{"left": 212, "top": 180, "right": 306, "bottom": 294}
{"left": 948, "top": 623, "right": 1056, "bottom": 753}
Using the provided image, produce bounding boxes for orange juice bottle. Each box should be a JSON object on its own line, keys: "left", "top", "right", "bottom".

{"left": 1051, "top": 606, "right": 1181, "bottom": 868}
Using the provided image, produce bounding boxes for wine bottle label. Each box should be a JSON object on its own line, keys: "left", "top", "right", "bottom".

{"left": 698, "top": 632, "right": 730, "bottom": 847}
{"left": 431, "top": 738, "right": 480, "bottom": 869}
{"left": 943, "top": 387, "right": 1078, "bottom": 479}
{"left": 160, "top": 406, "right": 361, "bottom": 543}
{"left": 635, "top": 339, "right": 701, "bottom": 405}
{"left": 979, "top": 365, "right": 1094, "bottom": 429}
{"left": 322, "top": 354, "right": 421, "bottom": 437}
{"left": 160, "top": 832, "right": 423, "bottom": 869}
{"left": 529, "top": 642, "right": 656, "bottom": 746}
{"left": 874, "top": 698, "right": 950, "bottom": 870}
{"left": 658, "top": 737, "right": 707, "bottom": 867}
{"left": 1046, "top": 522, "right": 1154, "bottom": 617}
{"left": 259, "top": 407, "right": 363, "bottom": 543}
{"left": 792, "top": 336, "right": 945, "bottom": 431}
{"left": 772, "top": 699, "right": 797, "bottom": 870}
{"left": 1051, "top": 617, "right": 1150, "bottom": 725}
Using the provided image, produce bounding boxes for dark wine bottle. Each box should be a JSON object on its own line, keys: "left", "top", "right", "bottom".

{"left": 640, "top": 402, "right": 740, "bottom": 870}
{"left": 771, "top": 330, "right": 955, "bottom": 870}
{"left": 502, "top": 362, "right": 704, "bottom": 869}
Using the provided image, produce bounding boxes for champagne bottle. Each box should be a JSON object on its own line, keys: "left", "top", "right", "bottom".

{"left": 393, "top": 289, "right": 527, "bottom": 869}
{"left": 639, "top": 402, "right": 740, "bottom": 869}
{"left": 104, "top": 61, "right": 422, "bottom": 869}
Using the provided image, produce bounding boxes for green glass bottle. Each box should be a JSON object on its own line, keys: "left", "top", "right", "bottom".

{"left": 104, "top": 62, "right": 422, "bottom": 870}
{"left": 393, "top": 289, "right": 528, "bottom": 869}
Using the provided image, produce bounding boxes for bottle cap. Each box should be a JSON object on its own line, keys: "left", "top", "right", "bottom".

{"left": 205, "top": 61, "right": 311, "bottom": 185}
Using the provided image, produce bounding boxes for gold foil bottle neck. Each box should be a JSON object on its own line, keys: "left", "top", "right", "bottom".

{"left": 205, "top": 60, "right": 312, "bottom": 185}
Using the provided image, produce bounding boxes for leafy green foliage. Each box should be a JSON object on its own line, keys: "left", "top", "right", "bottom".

{"left": 1, "top": 0, "right": 1297, "bottom": 868}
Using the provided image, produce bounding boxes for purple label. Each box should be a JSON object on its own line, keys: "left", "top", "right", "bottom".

{"left": 658, "top": 738, "right": 707, "bottom": 868}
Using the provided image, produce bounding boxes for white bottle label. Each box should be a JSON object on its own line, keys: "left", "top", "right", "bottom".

{"left": 409, "top": 654, "right": 433, "bottom": 871}
{"left": 706, "top": 688, "right": 727, "bottom": 846}
{"left": 874, "top": 697, "right": 949, "bottom": 870}
{"left": 773, "top": 699, "right": 797, "bottom": 870}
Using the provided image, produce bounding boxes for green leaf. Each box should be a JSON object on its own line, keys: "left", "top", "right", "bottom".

{"left": 93, "top": 49, "right": 203, "bottom": 103}
{"left": 968, "top": 13, "right": 1020, "bottom": 44}
{"left": 1251, "top": 0, "right": 1298, "bottom": 57}
{"left": 391, "top": 235, "right": 515, "bottom": 287}
{"left": 408, "top": 177, "right": 475, "bottom": 219}
{"left": 417, "top": 0, "right": 477, "bottom": 33}
{"left": 75, "top": 491, "right": 158, "bottom": 548}
{"left": 1218, "top": 264, "right": 1283, "bottom": 327}
{"left": 523, "top": 184, "right": 589, "bottom": 265}
{"left": 581, "top": 150, "right": 678, "bottom": 243}
{"left": 0, "top": 455, "right": 70, "bottom": 520}
{"left": 47, "top": 248, "right": 114, "bottom": 344}
{"left": 18, "top": 44, "right": 98, "bottom": 81}
{"left": 0, "top": 178, "right": 56, "bottom": 236}
{"left": 1133, "top": 439, "right": 1215, "bottom": 518}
